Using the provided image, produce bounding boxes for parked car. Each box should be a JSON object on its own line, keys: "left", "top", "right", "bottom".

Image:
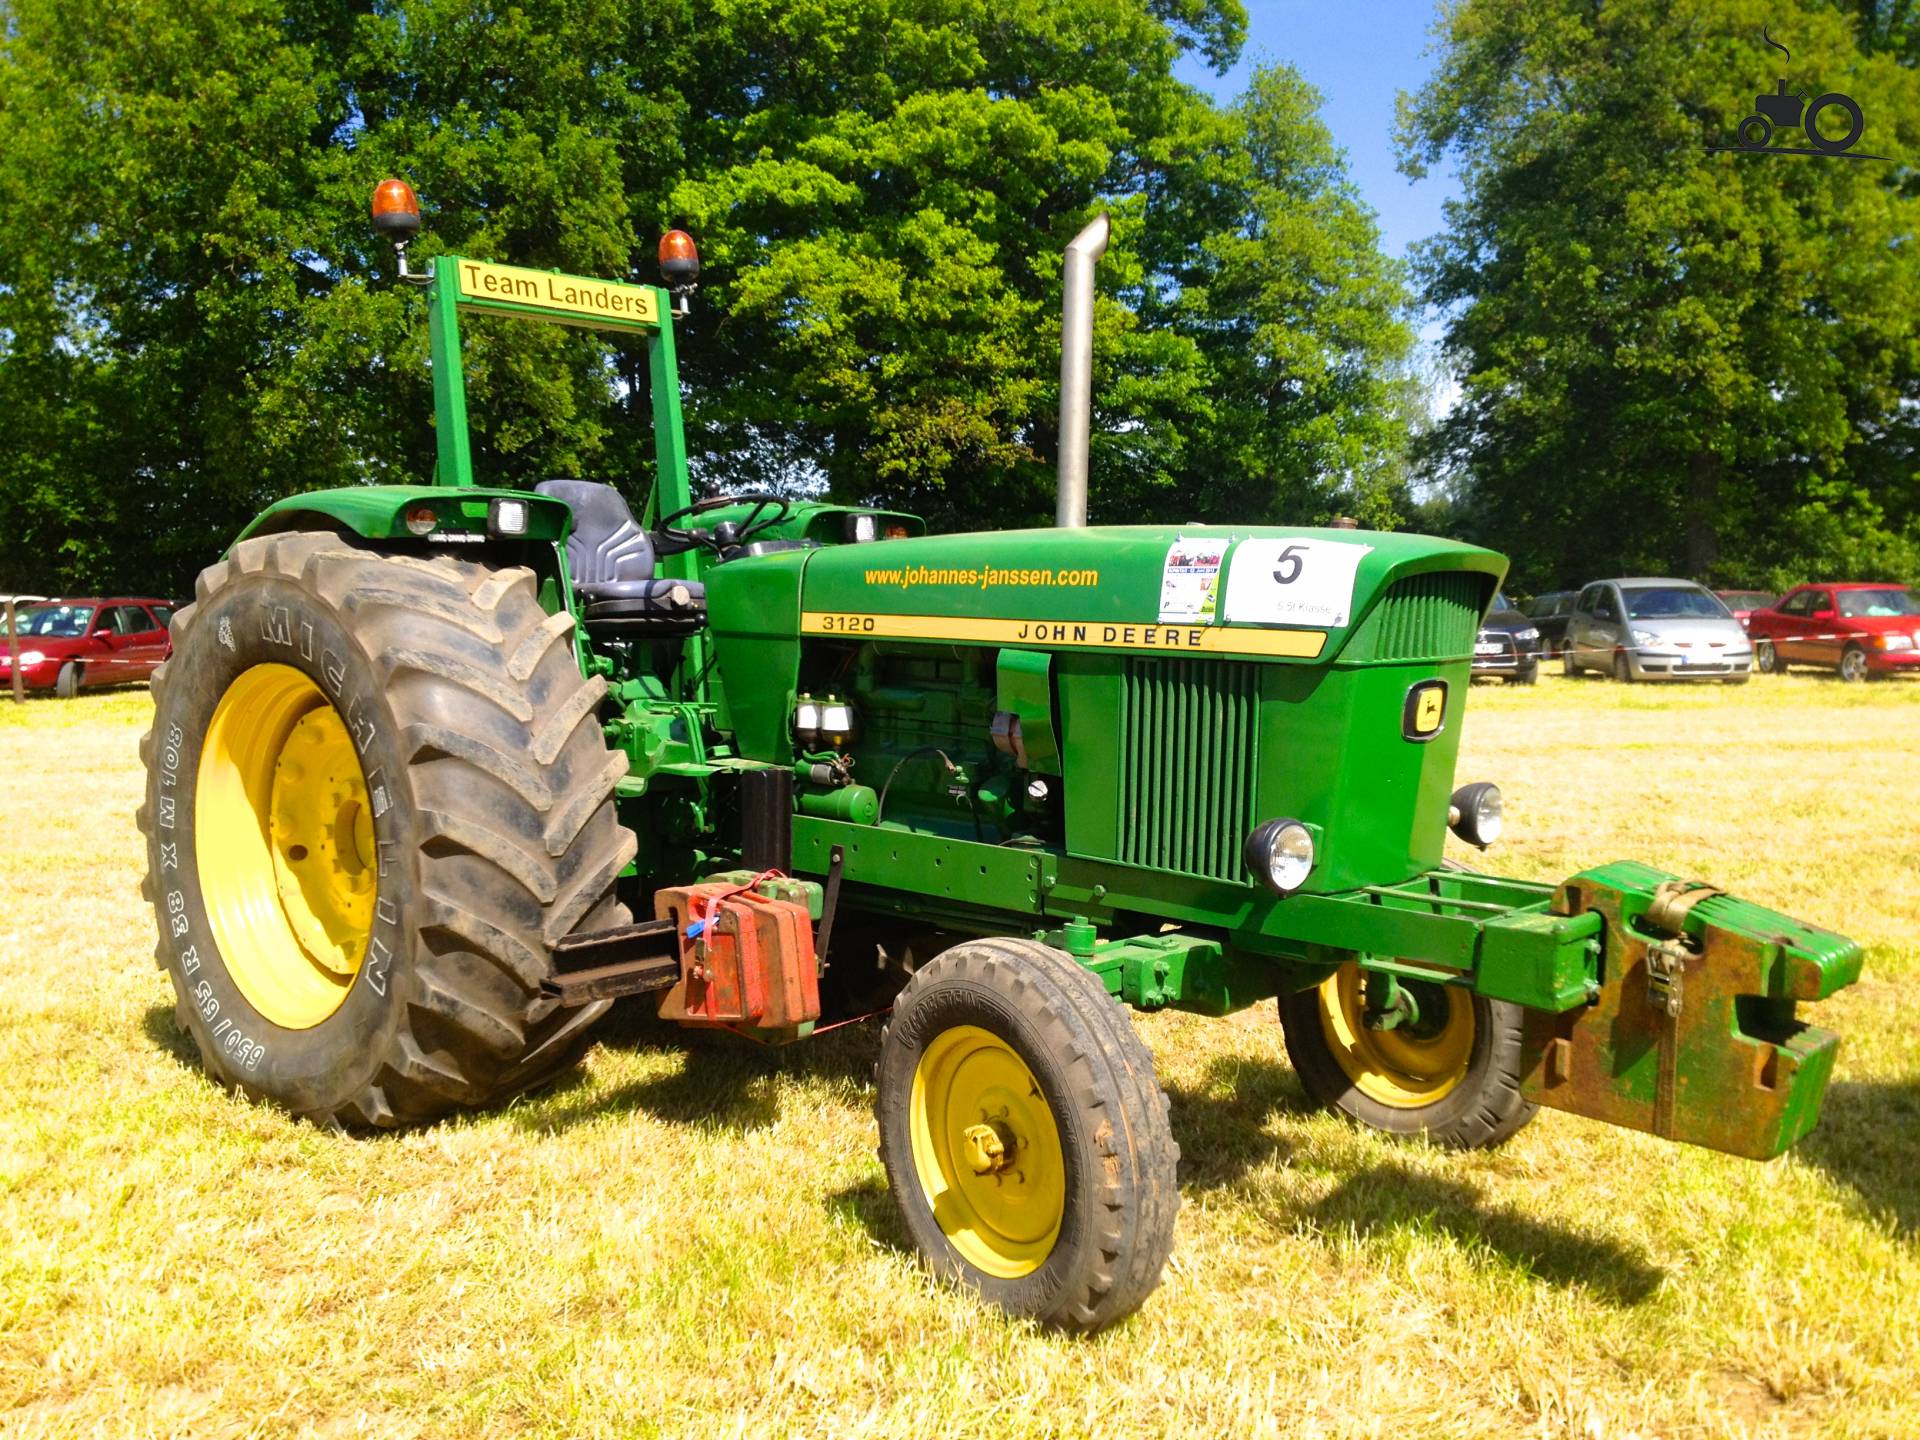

{"left": 1747, "top": 583, "right": 1920, "bottom": 682}
{"left": 1471, "top": 590, "right": 1541, "bottom": 683}
{"left": 1524, "top": 590, "right": 1580, "bottom": 657}
{"left": 0, "top": 597, "right": 175, "bottom": 697}
{"left": 1563, "top": 578, "right": 1752, "bottom": 683}
{"left": 1715, "top": 589, "right": 1778, "bottom": 631}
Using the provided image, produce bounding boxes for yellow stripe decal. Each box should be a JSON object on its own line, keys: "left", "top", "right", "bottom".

{"left": 800, "top": 611, "right": 1326, "bottom": 659}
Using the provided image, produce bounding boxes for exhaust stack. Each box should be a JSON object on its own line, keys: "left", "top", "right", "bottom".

{"left": 1056, "top": 213, "right": 1109, "bottom": 528}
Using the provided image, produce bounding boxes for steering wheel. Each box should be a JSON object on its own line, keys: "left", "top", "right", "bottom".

{"left": 656, "top": 491, "right": 792, "bottom": 553}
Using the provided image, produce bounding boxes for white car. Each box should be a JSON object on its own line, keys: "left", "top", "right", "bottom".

{"left": 1563, "top": 578, "right": 1752, "bottom": 683}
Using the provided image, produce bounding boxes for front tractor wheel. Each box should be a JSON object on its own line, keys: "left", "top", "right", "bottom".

{"left": 138, "top": 532, "right": 635, "bottom": 1128}
{"left": 876, "top": 938, "right": 1179, "bottom": 1331}
{"left": 1279, "top": 962, "right": 1535, "bottom": 1150}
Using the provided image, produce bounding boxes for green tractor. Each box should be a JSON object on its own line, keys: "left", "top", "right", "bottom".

{"left": 139, "top": 184, "right": 1860, "bottom": 1330}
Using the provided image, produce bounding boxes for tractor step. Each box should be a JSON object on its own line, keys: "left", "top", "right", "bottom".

{"left": 543, "top": 919, "right": 682, "bottom": 1006}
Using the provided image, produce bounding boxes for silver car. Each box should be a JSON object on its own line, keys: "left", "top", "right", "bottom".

{"left": 1563, "top": 578, "right": 1752, "bottom": 683}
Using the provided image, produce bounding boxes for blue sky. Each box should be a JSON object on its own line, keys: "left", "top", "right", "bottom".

{"left": 1172, "top": 0, "right": 1461, "bottom": 262}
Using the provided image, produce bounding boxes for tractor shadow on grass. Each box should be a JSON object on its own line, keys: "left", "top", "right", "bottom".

{"left": 1163, "top": 1051, "right": 1313, "bottom": 1189}
{"left": 1166, "top": 1054, "right": 1663, "bottom": 1305}
{"left": 825, "top": 1176, "right": 912, "bottom": 1255}
{"left": 512, "top": 1000, "right": 884, "bottom": 1137}
{"left": 1300, "top": 1161, "right": 1663, "bottom": 1305}
{"left": 141, "top": 1002, "right": 200, "bottom": 1070}
{"left": 1797, "top": 1077, "right": 1920, "bottom": 1236}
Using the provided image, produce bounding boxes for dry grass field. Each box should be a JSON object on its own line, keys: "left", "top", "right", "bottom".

{"left": 2, "top": 673, "right": 1916, "bottom": 1439}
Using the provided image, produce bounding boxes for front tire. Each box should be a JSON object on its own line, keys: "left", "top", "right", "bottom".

{"left": 1613, "top": 651, "right": 1634, "bottom": 683}
{"left": 1562, "top": 649, "right": 1581, "bottom": 677}
{"left": 876, "top": 938, "right": 1179, "bottom": 1330}
{"left": 1515, "top": 661, "right": 1539, "bottom": 686}
{"left": 1279, "top": 962, "right": 1535, "bottom": 1150}
{"left": 137, "top": 532, "right": 633, "bottom": 1128}
{"left": 55, "top": 661, "right": 80, "bottom": 698}
{"left": 1840, "top": 644, "right": 1870, "bottom": 683}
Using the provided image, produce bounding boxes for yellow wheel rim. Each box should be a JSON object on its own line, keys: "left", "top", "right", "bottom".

{"left": 1318, "top": 964, "right": 1474, "bottom": 1108}
{"left": 909, "top": 1025, "right": 1066, "bottom": 1279}
{"left": 196, "top": 663, "right": 377, "bottom": 1030}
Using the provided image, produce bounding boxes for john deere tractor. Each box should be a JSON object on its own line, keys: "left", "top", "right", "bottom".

{"left": 139, "top": 186, "right": 1860, "bottom": 1330}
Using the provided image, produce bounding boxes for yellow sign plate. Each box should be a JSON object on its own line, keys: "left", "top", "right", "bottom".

{"left": 454, "top": 259, "right": 660, "bottom": 330}
{"left": 801, "top": 611, "right": 1325, "bottom": 659}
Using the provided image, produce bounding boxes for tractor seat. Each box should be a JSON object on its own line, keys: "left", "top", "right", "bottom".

{"left": 534, "top": 480, "right": 706, "bottom": 638}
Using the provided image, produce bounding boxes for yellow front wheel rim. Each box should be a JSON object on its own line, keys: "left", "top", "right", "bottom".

{"left": 196, "top": 663, "right": 377, "bottom": 1030}
{"left": 1318, "top": 964, "right": 1475, "bottom": 1108}
{"left": 909, "top": 1025, "right": 1066, "bottom": 1279}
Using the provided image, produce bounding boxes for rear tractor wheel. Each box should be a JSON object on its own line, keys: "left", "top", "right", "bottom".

{"left": 138, "top": 532, "right": 634, "bottom": 1128}
{"left": 1279, "top": 961, "right": 1535, "bottom": 1150}
{"left": 876, "top": 938, "right": 1180, "bottom": 1330}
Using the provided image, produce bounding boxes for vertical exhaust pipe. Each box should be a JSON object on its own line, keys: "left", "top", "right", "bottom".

{"left": 1056, "top": 213, "right": 1109, "bottom": 528}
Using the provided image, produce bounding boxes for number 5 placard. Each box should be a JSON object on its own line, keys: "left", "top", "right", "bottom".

{"left": 1221, "top": 537, "right": 1373, "bottom": 629}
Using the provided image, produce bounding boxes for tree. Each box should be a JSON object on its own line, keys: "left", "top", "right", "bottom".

{"left": 1400, "top": 0, "right": 1920, "bottom": 592}
{"left": 0, "top": 0, "right": 1413, "bottom": 596}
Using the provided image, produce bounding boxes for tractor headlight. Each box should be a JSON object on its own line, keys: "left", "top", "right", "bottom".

{"left": 1448, "top": 782, "right": 1503, "bottom": 848}
{"left": 816, "top": 696, "right": 858, "bottom": 749}
{"left": 845, "top": 513, "right": 880, "bottom": 543}
{"left": 489, "top": 497, "right": 529, "bottom": 536}
{"left": 1245, "top": 818, "right": 1316, "bottom": 897}
{"left": 792, "top": 693, "right": 822, "bottom": 750}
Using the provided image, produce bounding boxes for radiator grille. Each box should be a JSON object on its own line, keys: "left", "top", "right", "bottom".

{"left": 1343, "top": 572, "right": 1483, "bottom": 662}
{"left": 1117, "top": 657, "right": 1259, "bottom": 883}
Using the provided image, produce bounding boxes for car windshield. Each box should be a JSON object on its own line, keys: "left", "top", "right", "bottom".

{"left": 1491, "top": 591, "right": 1515, "bottom": 612}
{"left": 13, "top": 604, "right": 93, "bottom": 638}
{"left": 1622, "top": 586, "right": 1728, "bottom": 620}
{"left": 1719, "top": 591, "right": 1775, "bottom": 610}
{"left": 1836, "top": 587, "right": 1920, "bottom": 618}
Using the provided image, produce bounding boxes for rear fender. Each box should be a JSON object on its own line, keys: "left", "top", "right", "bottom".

{"left": 235, "top": 485, "right": 572, "bottom": 547}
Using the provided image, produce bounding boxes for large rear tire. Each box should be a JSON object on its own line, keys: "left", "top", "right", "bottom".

{"left": 1279, "top": 962, "right": 1535, "bottom": 1150}
{"left": 138, "top": 532, "right": 634, "bottom": 1128}
{"left": 876, "top": 938, "right": 1179, "bottom": 1330}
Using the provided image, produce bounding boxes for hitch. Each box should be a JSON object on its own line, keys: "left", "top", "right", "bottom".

{"left": 1519, "top": 861, "right": 1860, "bottom": 1159}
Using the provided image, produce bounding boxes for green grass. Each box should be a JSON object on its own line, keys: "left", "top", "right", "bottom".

{"left": 2, "top": 675, "right": 1917, "bottom": 1438}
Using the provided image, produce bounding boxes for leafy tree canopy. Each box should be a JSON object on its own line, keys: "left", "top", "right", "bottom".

{"left": 1401, "top": 0, "right": 1920, "bottom": 594}
{"left": 0, "top": 0, "right": 1414, "bottom": 594}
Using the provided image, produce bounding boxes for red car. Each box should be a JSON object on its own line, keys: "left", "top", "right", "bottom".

{"left": 1, "top": 597, "right": 176, "bottom": 696}
{"left": 1748, "top": 583, "right": 1920, "bottom": 681}
{"left": 1715, "top": 589, "right": 1777, "bottom": 631}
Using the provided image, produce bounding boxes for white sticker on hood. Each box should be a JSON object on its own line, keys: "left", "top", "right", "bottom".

{"left": 1222, "top": 537, "right": 1372, "bottom": 629}
{"left": 1157, "top": 538, "right": 1227, "bottom": 623}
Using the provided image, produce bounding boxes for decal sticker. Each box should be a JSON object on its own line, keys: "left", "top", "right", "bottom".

{"left": 1403, "top": 679, "right": 1448, "bottom": 742}
{"left": 801, "top": 611, "right": 1325, "bottom": 659}
{"left": 1157, "top": 538, "right": 1227, "bottom": 623}
{"left": 1222, "top": 537, "right": 1372, "bottom": 629}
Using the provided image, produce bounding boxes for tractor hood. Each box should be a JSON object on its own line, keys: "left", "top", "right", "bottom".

{"left": 793, "top": 525, "right": 1506, "bottom": 665}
